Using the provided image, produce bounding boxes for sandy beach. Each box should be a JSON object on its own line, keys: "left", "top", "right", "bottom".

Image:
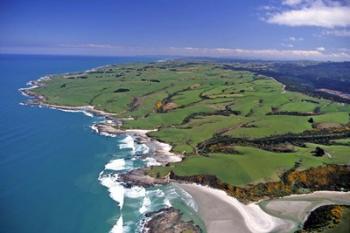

{"left": 260, "top": 191, "right": 350, "bottom": 224}
{"left": 21, "top": 69, "right": 350, "bottom": 233}
{"left": 176, "top": 183, "right": 294, "bottom": 233}
{"left": 177, "top": 183, "right": 350, "bottom": 233}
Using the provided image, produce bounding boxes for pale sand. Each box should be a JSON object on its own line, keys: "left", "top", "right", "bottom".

{"left": 125, "top": 129, "right": 157, "bottom": 136}
{"left": 125, "top": 129, "right": 183, "bottom": 164}
{"left": 261, "top": 191, "right": 350, "bottom": 223}
{"left": 176, "top": 183, "right": 294, "bottom": 233}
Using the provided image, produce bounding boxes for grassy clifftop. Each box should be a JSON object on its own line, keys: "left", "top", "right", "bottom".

{"left": 31, "top": 61, "right": 350, "bottom": 188}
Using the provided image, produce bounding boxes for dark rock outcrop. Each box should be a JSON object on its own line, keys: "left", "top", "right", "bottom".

{"left": 119, "top": 169, "right": 169, "bottom": 188}
{"left": 143, "top": 207, "right": 201, "bottom": 233}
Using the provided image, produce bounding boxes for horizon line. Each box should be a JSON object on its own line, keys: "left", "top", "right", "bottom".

{"left": 0, "top": 52, "right": 347, "bottom": 63}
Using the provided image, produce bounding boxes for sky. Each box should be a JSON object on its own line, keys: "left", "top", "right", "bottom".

{"left": 0, "top": 0, "right": 350, "bottom": 60}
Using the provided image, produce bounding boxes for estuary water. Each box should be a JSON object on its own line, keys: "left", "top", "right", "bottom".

{"left": 0, "top": 54, "right": 202, "bottom": 233}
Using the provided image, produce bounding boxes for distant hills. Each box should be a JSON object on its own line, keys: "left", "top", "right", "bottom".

{"left": 198, "top": 59, "right": 350, "bottom": 103}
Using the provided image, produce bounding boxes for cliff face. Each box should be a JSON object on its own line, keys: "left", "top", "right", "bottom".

{"left": 170, "top": 164, "right": 350, "bottom": 203}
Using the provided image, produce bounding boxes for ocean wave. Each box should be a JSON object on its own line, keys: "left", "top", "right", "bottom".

{"left": 163, "top": 198, "right": 172, "bottom": 207}
{"left": 90, "top": 124, "right": 117, "bottom": 137}
{"left": 105, "top": 159, "right": 127, "bottom": 171}
{"left": 97, "top": 132, "right": 191, "bottom": 232}
{"left": 98, "top": 173, "right": 125, "bottom": 208}
{"left": 49, "top": 107, "right": 94, "bottom": 118}
{"left": 82, "top": 111, "right": 94, "bottom": 117}
{"left": 125, "top": 186, "right": 146, "bottom": 199}
{"left": 139, "top": 195, "right": 151, "bottom": 214}
{"left": 119, "top": 135, "right": 135, "bottom": 153}
{"left": 149, "top": 189, "right": 165, "bottom": 198}
{"left": 143, "top": 157, "right": 161, "bottom": 167}
{"left": 104, "top": 119, "right": 114, "bottom": 124}
{"left": 90, "top": 124, "right": 99, "bottom": 134}
{"left": 119, "top": 135, "right": 150, "bottom": 156}
{"left": 135, "top": 143, "right": 150, "bottom": 155}
{"left": 175, "top": 186, "right": 198, "bottom": 212}
{"left": 100, "top": 132, "right": 117, "bottom": 137}
{"left": 110, "top": 215, "right": 123, "bottom": 233}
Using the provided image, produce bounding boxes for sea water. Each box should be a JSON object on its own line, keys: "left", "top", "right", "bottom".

{"left": 0, "top": 54, "right": 204, "bottom": 233}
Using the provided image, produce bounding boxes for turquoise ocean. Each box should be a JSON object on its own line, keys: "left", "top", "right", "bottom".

{"left": 0, "top": 54, "right": 203, "bottom": 233}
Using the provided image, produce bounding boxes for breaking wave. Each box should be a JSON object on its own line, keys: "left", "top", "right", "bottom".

{"left": 110, "top": 215, "right": 123, "bottom": 233}
{"left": 98, "top": 133, "right": 153, "bottom": 233}
{"left": 105, "top": 159, "right": 127, "bottom": 171}
{"left": 98, "top": 173, "right": 125, "bottom": 208}
{"left": 95, "top": 132, "right": 195, "bottom": 232}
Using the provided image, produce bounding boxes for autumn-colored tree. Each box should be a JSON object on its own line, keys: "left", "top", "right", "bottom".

{"left": 154, "top": 100, "right": 163, "bottom": 112}
{"left": 330, "top": 206, "right": 343, "bottom": 219}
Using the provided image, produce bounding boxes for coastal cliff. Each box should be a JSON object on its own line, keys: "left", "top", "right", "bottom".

{"left": 170, "top": 164, "right": 350, "bottom": 203}
{"left": 20, "top": 61, "right": 350, "bottom": 233}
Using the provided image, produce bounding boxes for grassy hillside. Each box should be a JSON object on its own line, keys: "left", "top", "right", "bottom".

{"left": 32, "top": 61, "right": 350, "bottom": 187}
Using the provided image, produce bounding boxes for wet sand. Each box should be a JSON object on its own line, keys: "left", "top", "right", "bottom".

{"left": 260, "top": 191, "right": 350, "bottom": 224}
{"left": 176, "top": 183, "right": 294, "bottom": 233}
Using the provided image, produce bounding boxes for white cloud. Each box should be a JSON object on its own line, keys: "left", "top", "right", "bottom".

{"left": 288, "top": 36, "right": 304, "bottom": 41}
{"left": 280, "top": 36, "right": 304, "bottom": 48}
{"left": 59, "top": 43, "right": 119, "bottom": 49}
{"left": 2, "top": 44, "right": 350, "bottom": 61}
{"left": 322, "top": 29, "right": 350, "bottom": 37}
{"left": 266, "top": 2, "right": 350, "bottom": 28}
{"left": 282, "top": 0, "right": 303, "bottom": 6}
{"left": 338, "top": 48, "right": 350, "bottom": 53}
{"left": 168, "top": 47, "right": 350, "bottom": 61}
{"left": 281, "top": 43, "right": 295, "bottom": 48}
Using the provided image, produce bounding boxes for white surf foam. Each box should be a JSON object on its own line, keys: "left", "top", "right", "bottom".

{"left": 110, "top": 215, "right": 123, "bottom": 233}
{"left": 37, "top": 75, "right": 51, "bottom": 82}
{"left": 47, "top": 106, "right": 94, "bottom": 118}
{"left": 100, "top": 132, "right": 117, "bottom": 138}
{"left": 90, "top": 124, "right": 99, "bottom": 133}
{"left": 82, "top": 111, "right": 94, "bottom": 117}
{"left": 143, "top": 157, "right": 161, "bottom": 167}
{"left": 164, "top": 198, "right": 172, "bottom": 207}
{"left": 53, "top": 108, "right": 82, "bottom": 113}
{"left": 125, "top": 186, "right": 146, "bottom": 199}
{"left": 176, "top": 186, "right": 198, "bottom": 211}
{"left": 100, "top": 132, "right": 117, "bottom": 137}
{"left": 119, "top": 135, "right": 135, "bottom": 154}
{"left": 105, "top": 159, "right": 126, "bottom": 171}
{"left": 149, "top": 189, "right": 165, "bottom": 198}
{"left": 135, "top": 143, "right": 150, "bottom": 155}
{"left": 104, "top": 119, "right": 114, "bottom": 124}
{"left": 98, "top": 173, "right": 125, "bottom": 208}
{"left": 90, "top": 124, "right": 117, "bottom": 137}
{"left": 139, "top": 195, "right": 151, "bottom": 214}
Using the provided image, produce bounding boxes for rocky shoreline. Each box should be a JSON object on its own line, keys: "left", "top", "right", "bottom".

{"left": 21, "top": 90, "right": 183, "bottom": 187}
{"left": 119, "top": 169, "right": 168, "bottom": 188}
{"left": 143, "top": 207, "right": 201, "bottom": 233}
{"left": 20, "top": 71, "right": 350, "bottom": 233}
{"left": 19, "top": 74, "right": 199, "bottom": 232}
